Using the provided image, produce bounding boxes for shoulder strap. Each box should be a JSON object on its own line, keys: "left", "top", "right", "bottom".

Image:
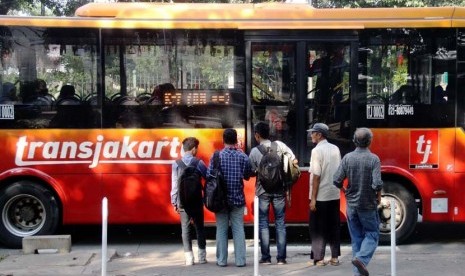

{"left": 213, "top": 151, "right": 221, "bottom": 170}
{"left": 189, "top": 157, "right": 200, "bottom": 168}
{"left": 257, "top": 144, "right": 268, "bottom": 155}
{"left": 176, "top": 159, "right": 187, "bottom": 169}
{"left": 176, "top": 159, "right": 186, "bottom": 180}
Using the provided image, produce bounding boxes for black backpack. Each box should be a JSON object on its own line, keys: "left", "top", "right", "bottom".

{"left": 176, "top": 158, "right": 203, "bottom": 215}
{"left": 257, "top": 142, "right": 284, "bottom": 193}
{"left": 204, "top": 151, "right": 228, "bottom": 213}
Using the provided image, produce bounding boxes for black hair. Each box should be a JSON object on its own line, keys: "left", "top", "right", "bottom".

{"left": 223, "top": 128, "right": 238, "bottom": 145}
{"left": 182, "top": 137, "right": 199, "bottom": 151}
{"left": 254, "top": 121, "right": 270, "bottom": 139}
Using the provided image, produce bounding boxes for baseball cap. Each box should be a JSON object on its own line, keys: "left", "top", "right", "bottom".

{"left": 307, "top": 123, "right": 329, "bottom": 137}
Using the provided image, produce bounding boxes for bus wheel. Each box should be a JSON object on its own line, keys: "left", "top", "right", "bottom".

{"left": 378, "top": 181, "right": 417, "bottom": 245}
{"left": 0, "top": 181, "right": 60, "bottom": 248}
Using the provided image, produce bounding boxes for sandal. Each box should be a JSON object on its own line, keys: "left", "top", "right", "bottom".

{"left": 329, "top": 258, "right": 340, "bottom": 266}
{"left": 315, "top": 260, "right": 327, "bottom": 266}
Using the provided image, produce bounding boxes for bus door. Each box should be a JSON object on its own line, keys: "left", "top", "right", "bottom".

{"left": 248, "top": 40, "right": 354, "bottom": 159}
{"left": 304, "top": 42, "right": 354, "bottom": 162}
{"left": 248, "top": 39, "right": 354, "bottom": 222}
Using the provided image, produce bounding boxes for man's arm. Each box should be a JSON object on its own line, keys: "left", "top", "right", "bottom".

{"left": 310, "top": 174, "right": 320, "bottom": 212}
{"left": 333, "top": 160, "right": 346, "bottom": 190}
{"left": 170, "top": 162, "right": 179, "bottom": 213}
{"left": 197, "top": 159, "right": 208, "bottom": 179}
{"left": 248, "top": 147, "right": 259, "bottom": 176}
{"left": 243, "top": 154, "right": 253, "bottom": 180}
{"left": 371, "top": 156, "right": 383, "bottom": 191}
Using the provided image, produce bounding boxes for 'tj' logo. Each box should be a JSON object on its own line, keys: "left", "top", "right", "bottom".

{"left": 410, "top": 130, "right": 438, "bottom": 169}
{"left": 416, "top": 135, "right": 432, "bottom": 164}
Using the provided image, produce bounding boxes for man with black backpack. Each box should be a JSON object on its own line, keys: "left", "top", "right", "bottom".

{"left": 170, "top": 137, "right": 208, "bottom": 266}
{"left": 249, "top": 122, "right": 298, "bottom": 265}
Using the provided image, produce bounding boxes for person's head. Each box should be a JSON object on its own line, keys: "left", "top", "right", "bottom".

{"left": 161, "top": 83, "right": 175, "bottom": 93}
{"left": 2, "top": 82, "right": 16, "bottom": 100}
{"left": 35, "top": 79, "right": 48, "bottom": 95}
{"left": 254, "top": 121, "right": 270, "bottom": 141}
{"left": 182, "top": 137, "right": 200, "bottom": 155}
{"left": 307, "top": 123, "right": 329, "bottom": 144}
{"left": 19, "top": 81, "right": 38, "bottom": 103}
{"left": 353, "top": 127, "right": 373, "bottom": 148}
{"left": 223, "top": 128, "right": 238, "bottom": 146}
{"left": 59, "top": 85, "right": 75, "bottom": 98}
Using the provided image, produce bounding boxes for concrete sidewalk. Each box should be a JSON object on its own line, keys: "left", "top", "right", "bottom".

{"left": 1, "top": 239, "right": 465, "bottom": 275}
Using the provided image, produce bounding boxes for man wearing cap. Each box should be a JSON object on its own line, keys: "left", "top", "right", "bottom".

{"left": 308, "top": 123, "right": 342, "bottom": 266}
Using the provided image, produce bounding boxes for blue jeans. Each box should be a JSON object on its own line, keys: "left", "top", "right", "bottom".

{"left": 258, "top": 193, "right": 286, "bottom": 262}
{"left": 215, "top": 206, "right": 246, "bottom": 266}
{"left": 346, "top": 205, "right": 380, "bottom": 274}
{"left": 180, "top": 209, "right": 206, "bottom": 252}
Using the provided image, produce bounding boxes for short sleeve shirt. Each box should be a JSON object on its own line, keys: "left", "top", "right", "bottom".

{"left": 309, "top": 140, "right": 341, "bottom": 201}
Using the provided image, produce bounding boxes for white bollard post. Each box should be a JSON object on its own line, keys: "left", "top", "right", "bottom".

{"left": 102, "top": 197, "right": 108, "bottom": 276}
{"left": 390, "top": 199, "right": 396, "bottom": 276}
{"left": 254, "top": 195, "right": 260, "bottom": 276}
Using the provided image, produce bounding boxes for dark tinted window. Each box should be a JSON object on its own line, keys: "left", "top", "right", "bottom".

{"left": 102, "top": 29, "right": 245, "bottom": 129}
{"left": 357, "top": 28, "right": 456, "bottom": 128}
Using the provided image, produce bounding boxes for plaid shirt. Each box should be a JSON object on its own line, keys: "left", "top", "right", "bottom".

{"left": 208, "top": 147, "right": 252, "bottom": 207}
{"left": 333, "top": 147, "right": 383, "bottom": 210}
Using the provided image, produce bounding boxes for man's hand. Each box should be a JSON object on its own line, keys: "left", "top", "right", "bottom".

{"left": 310, "top": 200, "right": 316, "bottom": 212}
{"left": 174, "top": 206, "right": 179, "bottom": 213}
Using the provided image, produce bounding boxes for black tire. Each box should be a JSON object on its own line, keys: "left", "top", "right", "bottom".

{"left": 0, "top": 181, "right": 60, "bottom": 248}
{"left": 379, "top": 181, "right": 418, "bottom": 244}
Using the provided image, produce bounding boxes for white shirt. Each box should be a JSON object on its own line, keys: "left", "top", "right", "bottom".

{"left": 309, "top": 139, "right": 341, "bottom": 201}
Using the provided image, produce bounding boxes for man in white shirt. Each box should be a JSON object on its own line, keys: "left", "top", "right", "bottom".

{"left": 308, "top": 123, "right": 341, "bottom": 266}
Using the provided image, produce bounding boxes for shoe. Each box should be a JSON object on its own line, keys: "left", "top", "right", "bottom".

{"left": 198, "top": 248, "right": 207, "bottom": 264}
{"left": 352, "top": 258, "right": 369, "bottom": 276}
{"left": 216, "top": 262, "right": 227, "bottom": 267}
{"left": 259, "top": 259, "right": 272, "bottom": 265}
{"left": 329, "top": 258, "right": 340, "bottom": 266}
{"left": 314, "top": 260, "right": 327, "bottom": 266}
{"left": 277, "top": 259, "right": 287, "bottom": 265}
{"left": 236, "top": 264, "right": 246, "bottom": 267}
{"left": 184, "top": 251, "right": 194, "bottom": 266}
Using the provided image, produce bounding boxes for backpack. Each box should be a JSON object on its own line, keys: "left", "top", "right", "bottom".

{"left": 204, "top": 151, "right": 228, "bottom": 213}
{"left": 283, "top": 154, "right": 301, "bottom": 207}
{"left": 257, "top": 142, "right": 284, "bottom": 193}
{"left": 284, "top": 154, "right": 301, "bottom": 189}
{"left": 176, "top": 158, "right": 203, "bottom": 215}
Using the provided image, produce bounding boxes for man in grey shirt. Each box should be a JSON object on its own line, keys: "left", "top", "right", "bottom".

{"left": 249, "top": 122, "right": 297, "bottom": 265}
{"left": 333, "top": 127, "right": 383, "bottom": 276}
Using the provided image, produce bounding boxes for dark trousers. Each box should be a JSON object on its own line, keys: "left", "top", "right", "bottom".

{"left": 309, "top": 199, "right": 341, "bottom": 260}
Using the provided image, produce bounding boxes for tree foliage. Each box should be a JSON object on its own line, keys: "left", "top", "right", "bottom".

{"left": 0, "top": 0, "right": 92, "bottom": 16}
{"left": 309, "top": 0, "right": 465, "bottom": 8}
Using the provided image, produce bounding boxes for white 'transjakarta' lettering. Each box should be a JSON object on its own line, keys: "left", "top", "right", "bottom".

{"left": 15, "top": 135, "right": 181, "bottom": 168}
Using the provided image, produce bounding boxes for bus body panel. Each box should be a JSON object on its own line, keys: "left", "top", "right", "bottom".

{"left": 2, "top": 3, "right": 465, "bottom": 246}
{"left": 372, "top": 128, "right": 457, "bottom": 222}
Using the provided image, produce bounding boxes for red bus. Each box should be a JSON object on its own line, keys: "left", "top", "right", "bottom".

{"left": 1, "top": 3, "right": 465, "bottom": 248}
